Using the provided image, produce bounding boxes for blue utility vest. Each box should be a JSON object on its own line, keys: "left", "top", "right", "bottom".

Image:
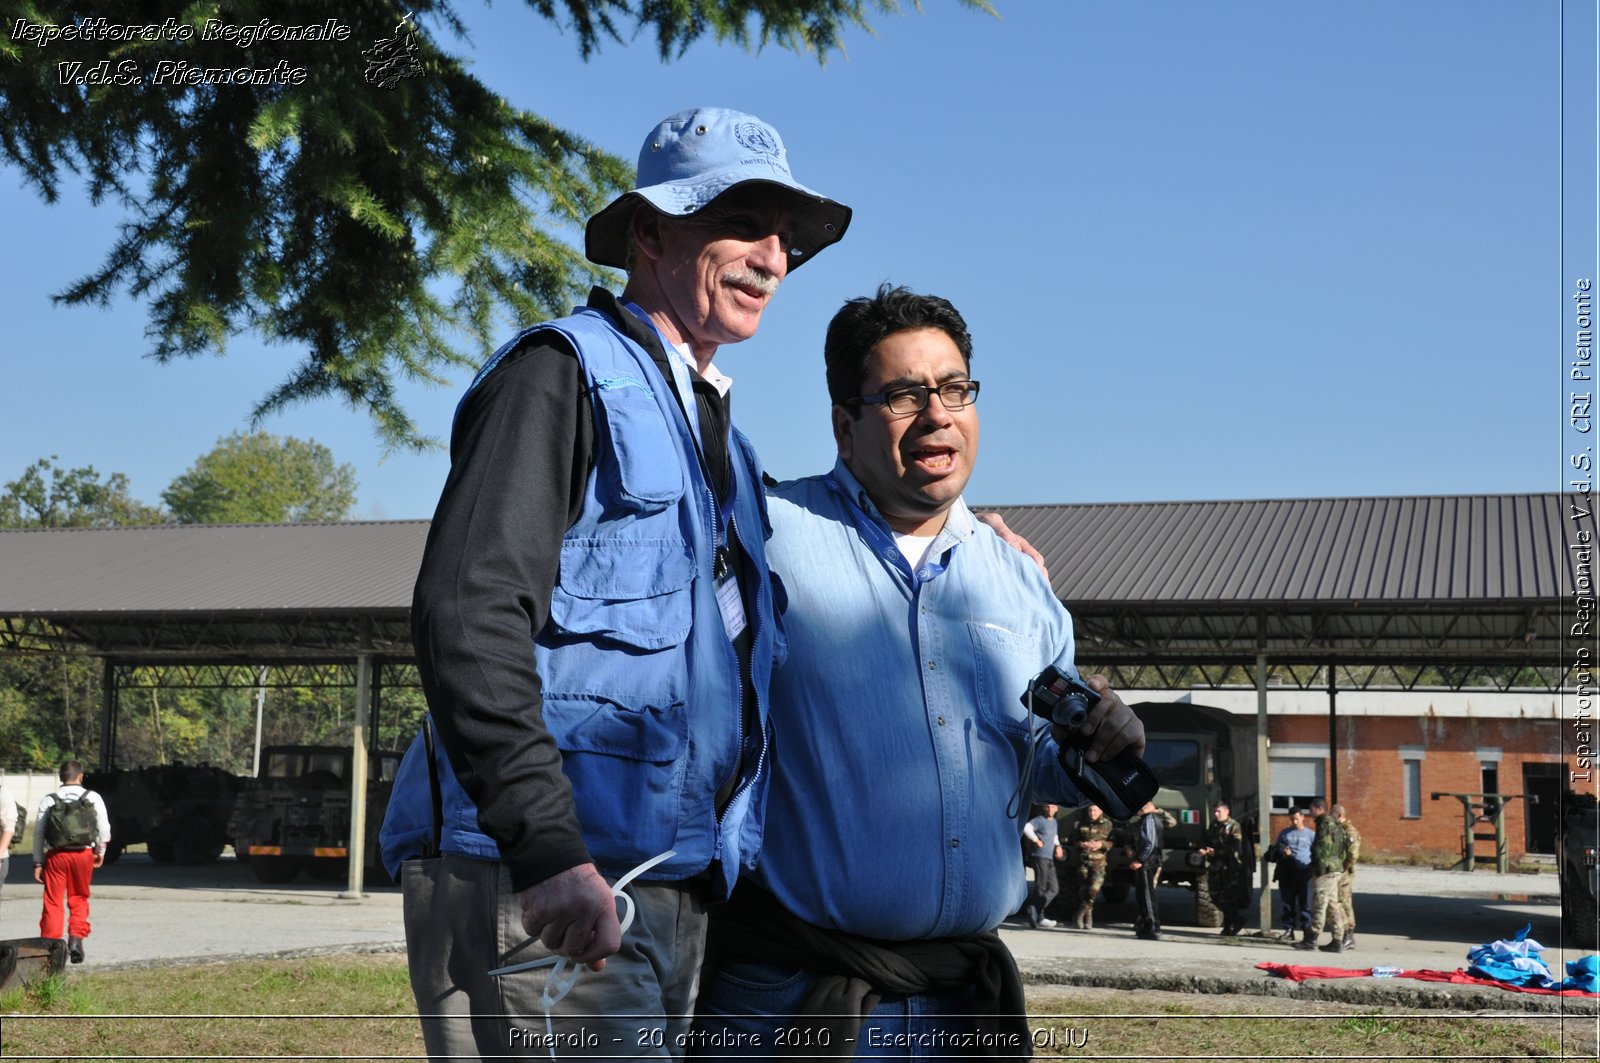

{"left": 380, "top": 308, "right": 782, "bottom": 896}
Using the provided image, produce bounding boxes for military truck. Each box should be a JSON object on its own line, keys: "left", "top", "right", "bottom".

{"left": 82, "top": 764, "right": 242, "bottom": 865}
{"left": 229, "top": 744, "right": 402, "bottom": 884}
{"left": 1093, "top": 701, "right": 1258, "bottom": 927}
{"left": 1556, "top": 791, "right": 1599, "bottom": 950}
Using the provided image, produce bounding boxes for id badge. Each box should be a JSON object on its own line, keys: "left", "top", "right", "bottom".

{"left": 715, "top": 571, "right": 746, "bottom": 640}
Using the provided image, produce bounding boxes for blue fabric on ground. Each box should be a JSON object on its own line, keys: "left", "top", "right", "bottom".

{"left": 1467, "top": 923, "right": 1554, "bottom": 987}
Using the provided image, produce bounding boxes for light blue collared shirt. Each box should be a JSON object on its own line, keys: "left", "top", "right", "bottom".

{"left": 753, "top": 461, "right": 1084, "bottom": 940}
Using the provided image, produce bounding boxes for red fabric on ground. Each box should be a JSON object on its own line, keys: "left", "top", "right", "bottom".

{"left": 39, "top": 847, "right": 95, "bottom": 939}
{"left": 1255, "top": 962, "right": 1372, "bottom": 982}
{"left": 1255, "top": 961, "right": 1600, "bottom": 998}
{"left": 1396, "top": 968, "right": 1600, "bottom": 998}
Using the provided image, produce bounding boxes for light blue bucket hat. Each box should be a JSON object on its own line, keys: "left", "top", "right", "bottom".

{"left": 585, "top": 107, "right": 852, "bottom": 272}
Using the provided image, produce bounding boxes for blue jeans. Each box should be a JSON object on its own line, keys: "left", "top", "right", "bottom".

{"left": 691, "top": 961, "right": 981, "bottom": 1060}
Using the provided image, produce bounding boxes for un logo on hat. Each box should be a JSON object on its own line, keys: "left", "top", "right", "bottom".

{"left": 734, "top": 122, "right": 781, "bottom": 158}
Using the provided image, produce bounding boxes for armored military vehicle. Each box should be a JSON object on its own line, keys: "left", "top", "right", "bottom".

{"left": 82, "top": 763, "right": 242, "bottom": 865}
{"left": 229, "top": 744, "right": 402, "bottom": 884}
{"left": 1556, "top": 791, "right": 1599, "bottom": 950}
{"left": 1094, "top": 701, "right": 1258, "bottom": 926}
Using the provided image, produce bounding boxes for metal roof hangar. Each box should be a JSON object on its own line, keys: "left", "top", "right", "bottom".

{"left": 0, "top": 493, "right": 1590, "bottom": 898}
{"left": 995, "top": 492, "right": 1578, "bottom": 690}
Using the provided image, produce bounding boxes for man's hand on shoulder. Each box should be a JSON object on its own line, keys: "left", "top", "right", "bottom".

{"left": 1053, "top": 674, "right": 1144, "bottom": 764}
{"left": 518, "top": 862, "right": 621, "bottom": 972}
{"left": 975, "top": 511, "right": 1050, "bottom": 583}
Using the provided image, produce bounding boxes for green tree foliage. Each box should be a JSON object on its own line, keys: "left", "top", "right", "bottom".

{"left": 0, "top": 457, "right": 164, "bottom": 528}
{"left": 0, "top": 1, "right": 992, "bottom": 448}
{"left": 162, "top": 431, "right": 358, "bottom": 523}
{"left": 0, "top": 652, "right": 101, "bottom": 769}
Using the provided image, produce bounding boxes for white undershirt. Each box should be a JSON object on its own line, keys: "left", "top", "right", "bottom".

{"left": 893, "top": 531, "right": 937, "bottom": 570}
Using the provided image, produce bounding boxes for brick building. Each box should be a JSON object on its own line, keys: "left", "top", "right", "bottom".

{"left": 992, "top": 493, "right": 1590, "bottom": 869}
{"left": 1126, "top": 688, "right": 1586, "bottom": 864}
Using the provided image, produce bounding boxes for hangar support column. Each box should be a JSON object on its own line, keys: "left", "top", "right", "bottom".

{"left": 1256, "top": 652, "right": 1273, "bottom": 933}
{"left": 341, "top": 621, "right": 373, "bottom": 899}
{"left": 98, "top": 659, "right": 116, "bottom": 771}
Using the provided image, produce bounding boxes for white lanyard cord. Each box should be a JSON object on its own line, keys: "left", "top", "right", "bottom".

{"left": 487, "top": 849, "right": 678, "bottom": 1059}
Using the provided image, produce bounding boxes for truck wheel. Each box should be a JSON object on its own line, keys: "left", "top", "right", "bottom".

{"left": 1562, "top": 870, "right": 1599, "bottom": 950}
{"left": 1101, "top": 876, "right": 1129, "bottom": 906}
{"left": 306, "top": 857, "right": 348, "bottom": 882}
{"left": 250, "top": 856, "right": 304, "bottom": 884}
{"left": 174, "top": 818, "right": 225, "bottom": 865}
{"left": 1195, "top": 874, "right": 1224, "bottom": 928}
{"left": 147, "top": 840, "right": 175, "bottom": 863}
{"left": 101, "top": 840, "right": 124, "bottom": 866}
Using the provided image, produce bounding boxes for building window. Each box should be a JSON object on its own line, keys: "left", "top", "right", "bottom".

{"left": 1403, "top": 759, "right": 1422, "bottom": 818}
{"left": 1480, "top": 762, "right": 1502, "bottom": 819}
{"left": 1269, "top": 758, "right": 1324, "bottom": 814}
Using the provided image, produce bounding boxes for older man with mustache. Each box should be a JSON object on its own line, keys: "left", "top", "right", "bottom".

{"left": 380, "top": 107, "right": 850, "bottom": 1060}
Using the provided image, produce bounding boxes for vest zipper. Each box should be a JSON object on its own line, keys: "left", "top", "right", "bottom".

{"left": 716, "top": 511, "right": 767, "bottom": 853}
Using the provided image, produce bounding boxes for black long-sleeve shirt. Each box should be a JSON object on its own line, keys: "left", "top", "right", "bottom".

{"left": 413, "top": 289, "right": 652, "bottom": 891}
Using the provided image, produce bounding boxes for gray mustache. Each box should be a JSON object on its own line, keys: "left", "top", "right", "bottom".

{"left": 724, "top": 269, "right": 779, "bottom": 296}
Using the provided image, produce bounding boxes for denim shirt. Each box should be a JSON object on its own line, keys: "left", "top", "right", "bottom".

{"left": 752, "top": 461, "right": 1084, "bottom": 940}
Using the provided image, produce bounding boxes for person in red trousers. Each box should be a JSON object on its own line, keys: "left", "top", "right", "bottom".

{"left": 32, "top": 760, "right": 110, "bottom": 964}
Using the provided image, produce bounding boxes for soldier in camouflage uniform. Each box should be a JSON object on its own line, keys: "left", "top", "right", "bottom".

{"left": 1070, "top": 803, "right": 1115, "bottom": 929}
{"left": 1197, "top": 800, "right": 1251, "bottom": 935}
{"left": 1333, "top": 803, "right": 1359, "bottom": 949}
{"left": 1295, "top": 797, "right": 1351, "bottom": 952}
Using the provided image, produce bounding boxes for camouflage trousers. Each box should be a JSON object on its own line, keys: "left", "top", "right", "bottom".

{"left": 1075, "top": 860, "right": 1108, "bottom": 907}
{"left": 1307, "top": 871, "right": 1350, "bottom": 936}
{"left": 1206, "top": 864, "right": 1251, "bottom": 910}
{"left": 1338, "top": 870, "right": 1356, "bottom": 930}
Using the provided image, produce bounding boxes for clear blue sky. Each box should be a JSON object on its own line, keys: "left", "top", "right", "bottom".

{"left": 0, "top": 1, "right": 1561, "bottom": 520}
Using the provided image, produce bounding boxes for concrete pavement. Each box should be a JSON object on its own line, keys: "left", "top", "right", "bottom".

{"left": 0, "top": 852, "right": 406, "bottom": 969}
{"left": 1005, "top": 864, "right": 1598, "bottom": 1012}
{"left": 1, "top": 857, "right": 1594, "bottom": 1013}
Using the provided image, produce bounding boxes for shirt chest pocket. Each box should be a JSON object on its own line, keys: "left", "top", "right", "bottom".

{"left": 966, "top": 621, "right": 1046, "bottom": 739}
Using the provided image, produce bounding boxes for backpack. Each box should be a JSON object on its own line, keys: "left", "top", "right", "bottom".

{"left": 43, "top": 792, "right": 98, "bottom": 849}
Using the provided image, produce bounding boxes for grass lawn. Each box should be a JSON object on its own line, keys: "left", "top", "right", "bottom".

{"left": 0, "top": 954, "right": 1595, "bottom": 1060}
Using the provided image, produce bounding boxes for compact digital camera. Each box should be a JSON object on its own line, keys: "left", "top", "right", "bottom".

{"left": 1021, "top": 665, "right": 1160, "bottom": 820}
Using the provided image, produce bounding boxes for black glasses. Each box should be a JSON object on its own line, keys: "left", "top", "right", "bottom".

{"left": 845, "top": 380, "right": 981, "bottom": 416}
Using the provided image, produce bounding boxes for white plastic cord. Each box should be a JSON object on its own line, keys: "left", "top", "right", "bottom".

{"left": 486, "top": 849, "right": 678, "bottom": 1060}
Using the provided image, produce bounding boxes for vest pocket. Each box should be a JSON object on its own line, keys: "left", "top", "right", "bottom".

{"left": 593, "top": 377, "right": 685, "bottom": 513}
{"left": 543, "top": 536, "right": 696, "bottom": 860}
{"left": 550, "top": 537, "right": 695, "bottom": 650}
{"left": 541, "top": 694, "right": 688, "bottom": 859}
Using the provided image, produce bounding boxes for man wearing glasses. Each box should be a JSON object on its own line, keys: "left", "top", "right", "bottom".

{"left": 690, "top": 285, "right": 1144, "bottom": 1057}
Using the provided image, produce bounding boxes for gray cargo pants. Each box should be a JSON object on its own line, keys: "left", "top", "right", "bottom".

{"left": 403, "top": 852, "right": 707, "bottom": 1060}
